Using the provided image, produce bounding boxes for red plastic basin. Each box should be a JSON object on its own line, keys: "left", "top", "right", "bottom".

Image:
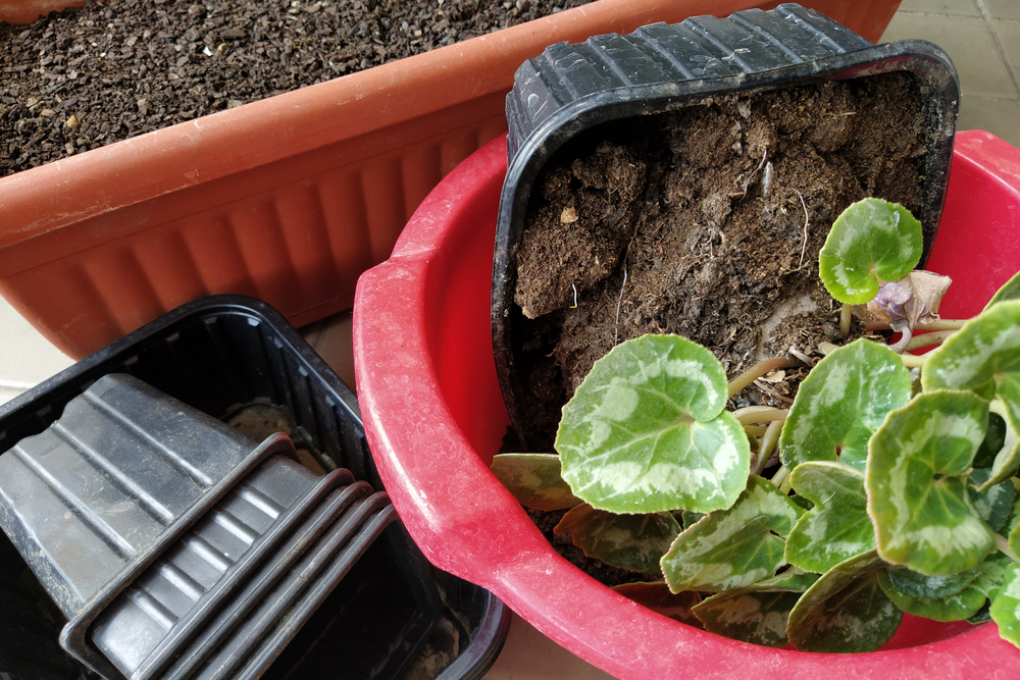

{"left": 353, "top": 130, "right": 1020, "bottom": 679}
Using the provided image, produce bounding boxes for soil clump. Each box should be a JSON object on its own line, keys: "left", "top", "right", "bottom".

{"left": 509, "top": 72, "right": 928, "bottom": 452}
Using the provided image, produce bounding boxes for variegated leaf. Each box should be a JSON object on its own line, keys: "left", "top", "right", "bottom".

{"left": 818, "top": 198, "right": 923, "bottom": 305}
{"left": 990, "top": 562, "right": 1020, "bottom": 647}
{"left": 884, "top": 563, "right": 980, "bottom": 599}
{"left": 785, "top": 461, "right": 875, "bottom": 573}
{"left": 984, "top": 270, "right": 1020, "bottom": 310}
{"left": 787, "top": 551, "right": 902, "bottom": 653}
{"left": 491, "top": 453, "right": 581, "bottom": 511}
{"left": 923, "top": 300, "right": 1020, "bottom": 437}
{"left": 877, "top": 568, "right": 985, "bottom": 622}
{"left": 554, "top": 504, "right": 680, "bottom": 574}
{"left": 557, "top": 334, "right": 749, "bottom": 514}
{"left": 780, "top": 339, "right": 912, "bottom": 471}
{"left": 691, "top": 569, "right": 818, "bottom": 648}
{"left": 977, "top": 399, "right": 1020, "bottom": 490}
{"left": 660, "top": 476, "right": 803, "bottom": 593}
{"left": 612, "top": 582, "right": 702, "bottom": 626}
{"left": 866, "top": 390, "right": 996, "bottom": 576}
{"left": 968, "top": 468, "right": 1016, "bottom": 532}
{"left": 973, "top": 411, "right": 1007, "bottom": 469}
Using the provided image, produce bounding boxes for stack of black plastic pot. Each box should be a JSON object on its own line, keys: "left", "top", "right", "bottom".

{"left": 0, "top": 296, "right": 508, "bottom": 680}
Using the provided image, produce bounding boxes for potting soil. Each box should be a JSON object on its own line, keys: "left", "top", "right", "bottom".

{"left": 0, "top": 0, "right": 593, "bottom": 176}
{"left": 509, "top": 72, "right": 928, "bottom": 453}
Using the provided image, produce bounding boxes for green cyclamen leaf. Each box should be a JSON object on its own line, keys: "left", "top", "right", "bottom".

{"left": 877, "top": 568, "right": 986, "bottom": 622}
{"left": 990, "top": 562, "right": 1020, "bottom": 647}
{"left": 691, "top": 569, "right": 818, "bottom": 648}
{"left": 692, "top": 591, "right": 802, "bottom": 648}
{"left": 612, "top": 582, "right": 702, "bottom": 626}
{"left": 818, "top": 198, "right": 923, "bottom": 305}
{"left": 554, "top": 504, "right": 680, "bottom": 574}
{"left": 557, "top": 334, "right": 749, "bottom": 514}
{"left": 978, "top": 399, "right": 1020, "bottom": 490}
{"left": 490, "top": 453, "right": 582, "bottom": 511}
{"left": 866, "top": 390, "right": 996, "bottom": 576}
{"left": 780, "top": 339, "right": 912, "bottom": 471}
{"left": 787, "top": 551, "right": 902, "bottom": 653}
{"left": 785, "top": 461, "right": 876, "bottom": 573}
{"left": 968, "top": 468, "right": 1016, "bottom": 532}
{"left": 984, "top": 270, "right": 1020, "bottom": 310}
{"left": 923, "top": 300, "right": 1020, "bottom": 441}
{"left": 973, "top": 411, "right": 1008, "bottom": 469}
{"left": 660, "top": 476, "right": 803, "bottom": 593}
{"left": 885, "top": 563, "right": 980, "bottom": 599}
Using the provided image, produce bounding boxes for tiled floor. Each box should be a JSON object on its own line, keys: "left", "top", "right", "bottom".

{"left": 0, "top": 0, "right": 1018, "bottom": 678}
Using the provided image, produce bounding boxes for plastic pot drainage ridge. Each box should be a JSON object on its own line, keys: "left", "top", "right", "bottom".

{"left": 0, "top": 295, "right": 509, "bottom": 680}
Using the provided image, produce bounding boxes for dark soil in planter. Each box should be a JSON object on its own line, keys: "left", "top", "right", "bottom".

{"left": 0, "top": 0, "right": 592, "bottom": 177}
{"left": 508, "top": 71, "right": 926, "bottom": 456}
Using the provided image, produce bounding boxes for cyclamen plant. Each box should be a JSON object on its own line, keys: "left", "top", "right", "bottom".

{"left": 492, "top": 197, "right": 1020, "bottom": 652}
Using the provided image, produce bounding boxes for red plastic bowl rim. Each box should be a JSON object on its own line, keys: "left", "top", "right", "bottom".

{"left": 353, "top": 131, "right": 1020, "bottom": 680}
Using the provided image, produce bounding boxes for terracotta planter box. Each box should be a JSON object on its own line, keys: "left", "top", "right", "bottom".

{"left": 352, "top": 129, "right": 1020, "bottom": 680}
{"left": 0, "top": 0, "right": 901, "bottom": 359}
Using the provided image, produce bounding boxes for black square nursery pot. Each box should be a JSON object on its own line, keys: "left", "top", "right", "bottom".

{"left": 491, "top": 3, "right": 960, "bottom": 449}
{"left": 0, "top": 295, "right": 508, "bottom": 680}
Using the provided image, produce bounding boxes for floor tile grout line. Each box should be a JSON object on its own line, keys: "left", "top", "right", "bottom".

{"left": 975, "top": 0, "right": 1020, "bottom": 98}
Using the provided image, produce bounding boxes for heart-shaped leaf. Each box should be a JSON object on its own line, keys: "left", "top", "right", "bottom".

{"left": 785, "top": 461, "right": 875, "bottom": 573}
{"left": 613, "top": 582, "right": 702, "bottom": 626}
{"left": 923, "top": 300, "right": 1020, "bottom": 436}
{"left": 990, "top": 562, "right": 1020, "bottom": 647}
{"left": 976, "top": 399, "right": 1020, "bottom": 490}
{"left": 985, "top": 270, "right": 1020, "bottom": 310}
{"left": 877, "top": 568, "right": 986, "bottom": 622}
{"left": 866, "top": 390, "right": 996, "bottom": 576}
{"left": 557, "top": 334, "right": 749, "bottom": 514}
{"left": 491, "top": 453, "right": 582, "bottom": 511}
{"left": 691, "top": 570, "right": 818, "bottom": 648}
{"left": 554, "top": 504, "right": 680, "bottom": 574}
{"left": 818, "top": 198, "right": 923, "bottom": 305}
{"left": 660, "top": 476, "right": 803, "bottom": 593}
{"left": 780, "top": 339, "right": 912, "bottom": 471}
{"left": 787, "top": 551, "right": 902, "bottom": 653}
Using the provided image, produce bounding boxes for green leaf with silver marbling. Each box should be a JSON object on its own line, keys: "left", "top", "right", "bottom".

{"left": 818, "top": 198, "right": 923, "bottom": 305}
{"left": 968, "top": 468, "right": 1016, "bottom": 532}
{"left": 785, "top": 461, "right": 875, "bottom": 573}
{"left": 554, "top": 504, "right": 680, "bottom": 574}
{"left": 691, "top": 569, "right": 819, "bottom": 648}
{"left": 866, "top": 390, "right": 996, "bottom": 576}
{"left": 557, "top": 334, "right": 749, "bottom": 514}
{"left": 990, "top": 562, "right": 1020, "bottom": 647}
{"left": 490, "top": 453, "right": 581, "bottom": 511}
{"left": 780, "top": 339, "right": 911, "bottom": 472}
{"left": 877, "top": 568, "right": 986, "bottom": 622}
{"left": 660, "top": 476, "right": 803, "bottom": 593}
{"left": 787, "top": 550, "right": 901, "bottom": 653}
{"left": 923, "top": 301, "right": 1020, "bottom": 453}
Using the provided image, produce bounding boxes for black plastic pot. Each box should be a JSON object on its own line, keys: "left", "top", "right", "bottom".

{"left": 491, "top": 3, "right": 960, "bottom": 449}
{"left": 0, "top": 295, "right": 508, "bottom": 680}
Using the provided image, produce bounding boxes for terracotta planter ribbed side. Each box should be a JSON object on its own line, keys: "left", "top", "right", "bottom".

{"left": 0, "top": 0, "right": 902, "bottom": 359}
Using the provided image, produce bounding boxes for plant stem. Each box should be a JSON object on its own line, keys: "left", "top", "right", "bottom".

{"left": 899, "top": 352, "right": 929, "bottom": 369}
{"left": 864, "top": 318, "right": 970, "bottom": 332}
{"left": 743, "top": 425, "right": 768, "bottom": 438}
{"left": 732, "top": 406, "right": 789, "bottom": 426}
{"left": 997, "top": 533, "right": 1020, "bottom": 564}
{"left": 751, "top": 419, "right": 784, "bottom": 476}
{"left": 902, "top": 329, "right": 957, "bottom": 352}
{"left": 840, "top": 303, "right": 853, "bottom": 339}
{"left": 728, "top": 356, "right": 802, "bottom": 398}
{"left": 771, "top": 465, "right": 790, "bottom": 491}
